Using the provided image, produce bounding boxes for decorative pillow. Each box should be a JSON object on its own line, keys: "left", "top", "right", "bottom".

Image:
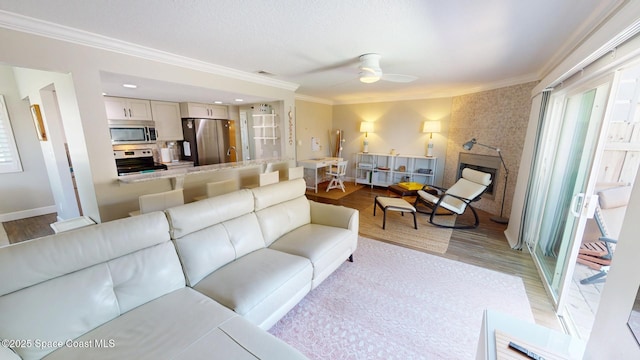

{"left": 598, "top": 185, "right": 632, "bottom": 209}
{"left": 398, "top": 182, "right": 423, "bottom": 190}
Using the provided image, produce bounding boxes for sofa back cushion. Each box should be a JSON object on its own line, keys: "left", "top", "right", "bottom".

{"left": 173, "top": 213, "right": 265, "bottom": 286}
{"left": 251, "top": 179, "right": 311, "bottom": 246}
{"left": 166, "top": 189, "right": 255, "bottom": 239}
{"left": 251, "top": 178, "right": 306, "bottom": 210}
{"left": 166, "top": 189, "right": 266, "bottom": 286}
{"left": 0, "top": 212, "right": 184, "bottom": 360}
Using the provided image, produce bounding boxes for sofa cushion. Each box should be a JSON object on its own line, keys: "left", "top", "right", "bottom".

{"left": 108, "top": 241, "right": 185, "bottom": 313}
{"left": 166, "top": 189, "right": 254, "bottom": 239}
{"left": 0, "top": 212, "right": 172, "bottom": 296}
{"left": 0, "top": 212, "right": 184, "bottom": 360}
{"left": 270, "top": 223, "right": 357, "bottom": 288}
{"left": 255, "top": 196, "right": 311, "bottom": 246}
{"left": 251, "top": 178, "right": 307, "bottom": 211}
{"left": 193, "top": 248, "right": 312, "bottom": 329}
{"left": 1, "top": 263, "right": 119, "bottom": 360}
{"left": 172, "top": 212, "right": 265, "bottom": 286}
{"left": 42, "top": 288, "right": 307, "bottom": 360}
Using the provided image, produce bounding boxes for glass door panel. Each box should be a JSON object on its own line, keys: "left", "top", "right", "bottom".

{"left": 526, "top": 80, "right": 611, "bottom": 307}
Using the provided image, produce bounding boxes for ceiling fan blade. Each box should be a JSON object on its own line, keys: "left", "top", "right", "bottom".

{"left": 301, "top": 57, "right": 360, "bottom": 75}
{"left": 381, "top": 73, "right": 418, "bottom": 83}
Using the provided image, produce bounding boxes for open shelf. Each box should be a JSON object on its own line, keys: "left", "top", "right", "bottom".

{"left": 355, "top": 152, "right": 437, "bottom": 188}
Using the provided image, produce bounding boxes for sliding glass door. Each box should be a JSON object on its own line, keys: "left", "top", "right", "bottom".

{"left": 523, "top": 79, "right": 611, "bottom": 310}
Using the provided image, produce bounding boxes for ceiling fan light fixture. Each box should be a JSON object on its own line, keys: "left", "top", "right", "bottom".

{"left": 359, "top": 72, "right": 380, "bottom": 83}
{"left": 359, "top": 66, "right": 381, "bottom": 83}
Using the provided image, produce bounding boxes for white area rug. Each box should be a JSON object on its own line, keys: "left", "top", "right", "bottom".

{"left": 269, "top": 237, "right": 534, "bottom": 359}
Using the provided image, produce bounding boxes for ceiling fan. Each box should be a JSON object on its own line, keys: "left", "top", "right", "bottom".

{"left": 358, "top": 53, "right": 418, "bottom": 84}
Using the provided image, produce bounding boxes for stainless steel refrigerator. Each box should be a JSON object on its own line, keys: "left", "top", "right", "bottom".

{"left": 181, "top": 118, "right": 236, "bottom": 166}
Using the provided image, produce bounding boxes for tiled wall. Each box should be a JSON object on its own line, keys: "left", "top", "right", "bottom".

{"left": 445, "top": 81, "right": 538, "bottom": 217}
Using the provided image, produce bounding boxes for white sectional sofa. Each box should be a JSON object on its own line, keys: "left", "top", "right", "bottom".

{"left": 0, "top": 178, "right": 359, "bottom": 360}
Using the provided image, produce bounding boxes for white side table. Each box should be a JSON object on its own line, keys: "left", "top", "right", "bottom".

{"left": 476, "top": 309, "right": 585, "bottom": 359}
{"left": 50, "top": 216, "right": 96, "bottom": 234}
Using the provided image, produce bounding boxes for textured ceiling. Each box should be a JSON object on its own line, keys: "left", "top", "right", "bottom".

{"left": 0, "top": 0, "right": 623, "bottom": 104}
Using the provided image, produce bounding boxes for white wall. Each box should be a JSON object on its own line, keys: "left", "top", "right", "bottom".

{"left": 332, "top": 98, "right": 453, "bottom": 186}
{"left": 0, "top": 65, "right": 55, "bottom": 221}
{"left": 295, "top": 99, "right": 333, "bottom": 161}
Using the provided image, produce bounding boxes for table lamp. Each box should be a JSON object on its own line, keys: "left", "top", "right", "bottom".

{"left": 422, "top": 121, "right": 441, "bottom": 157}
{"left": 360, "top": 122, "right": 374, "bottom": 153}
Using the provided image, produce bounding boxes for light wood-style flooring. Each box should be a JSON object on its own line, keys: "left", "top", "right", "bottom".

{"left": 2, "top": 186, "right": 561, "bottom": 330}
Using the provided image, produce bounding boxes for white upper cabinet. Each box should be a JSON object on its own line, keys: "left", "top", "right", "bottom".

{"left": 150, "top": 101, "right": 183, "bottom": 141}
{"left": 104, "top": 97, "right": 152, "bottom": 121}
{"left": 179, "top": 102, "right": 228, "bottom": 119}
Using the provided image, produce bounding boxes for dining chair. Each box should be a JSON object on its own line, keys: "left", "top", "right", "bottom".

{"left": 129, "top": 188, "right": 184, "bottom": 216}
{"left": 326, "top": 160, "right": 348, "bottom": 192}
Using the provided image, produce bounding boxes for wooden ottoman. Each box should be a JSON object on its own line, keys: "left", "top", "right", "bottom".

{"left": 373, "top": 196, "right": 418, "bottom": 230}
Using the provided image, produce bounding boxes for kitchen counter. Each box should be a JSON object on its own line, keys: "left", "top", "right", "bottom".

{"left": 162, "top": 160, "right": 194, "bottom": 169}
{"left": 117, "top": 158, "right": 287, "bottom": 189}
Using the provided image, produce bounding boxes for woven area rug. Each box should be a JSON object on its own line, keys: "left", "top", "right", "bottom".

{"left": 359, "top": 203, "right": 455, "bottom": 254}
{"left": 269, "top": 237, "right": 534, "bottom": 359}
{"left": 305, "top": 181, "right": 364, "bottom": 200}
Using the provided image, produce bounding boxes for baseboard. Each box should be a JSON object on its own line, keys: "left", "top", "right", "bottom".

{"left": 0, "top": 205, "right": 57, "bottom": 223}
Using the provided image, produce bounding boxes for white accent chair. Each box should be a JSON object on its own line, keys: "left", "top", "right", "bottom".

{"left": 326, "top": 160, "right": 348, "bottom": 192}
{"left": 413, "top": 168, "right": 492, "bottom": 229}
{"left": 129, "top": 189, "right": 185, "bottom": 217}
{"left": 194, "top": 178, "right": 239, "bottom": 201}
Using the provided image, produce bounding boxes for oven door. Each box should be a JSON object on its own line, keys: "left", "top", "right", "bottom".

{"left": 109, "top": 126, "right": 151, "bottom": 144}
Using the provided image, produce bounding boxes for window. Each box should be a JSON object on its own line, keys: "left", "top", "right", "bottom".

{"left": 0, "top": 94, "right": 23, "bottom": 173}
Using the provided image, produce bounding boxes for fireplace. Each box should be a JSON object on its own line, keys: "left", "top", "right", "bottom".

{"left": 457, "top": 153, "right": 501, "bottom": 200}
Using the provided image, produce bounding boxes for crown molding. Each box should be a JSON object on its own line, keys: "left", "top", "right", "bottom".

{"left": 294, "top": 94, "right": 334, "bottom": 105}
{"left": 0, "top": 10, "right": 299, "bottom": 92}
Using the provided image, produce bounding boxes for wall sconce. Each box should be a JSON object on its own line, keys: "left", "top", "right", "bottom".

{"left": 422, "top": 121, "right": 441, "bottom": 157}
{"left": 360, "top": 122, "right": 374, "bottom": 153}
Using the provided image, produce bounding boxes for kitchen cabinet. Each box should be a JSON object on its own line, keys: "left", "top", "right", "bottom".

{"left": 179, "top": 102, "right": 228, "bottom": 119}
{"left": 252, "top": 114, "right": 278, "bottom": 144}
{"left": 104, "top": 96, "right": 152, "bottom": 121}
{"left": 150, "top": 101, "right": 183, "bottom": 141}
{"left": 355, "top": 152, "right": 437, "bottom": 188}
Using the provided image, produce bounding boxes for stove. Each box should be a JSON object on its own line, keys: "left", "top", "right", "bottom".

{"left": 114, "top": 149, "right": 167, "bottom": 176}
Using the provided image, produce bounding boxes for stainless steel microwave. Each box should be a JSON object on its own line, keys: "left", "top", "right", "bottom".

{"left": 108, "top": 120, "right": 157, "bottom": 144}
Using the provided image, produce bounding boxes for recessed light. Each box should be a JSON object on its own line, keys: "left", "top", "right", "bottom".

{"left": 214, "top": 101, "right": 223, "bottom": 104}
{"left": 122, "top": 83, "right": 137, "bottom": 89}
{"left": 234, "top": 98, "right": 244, "bottom": 102}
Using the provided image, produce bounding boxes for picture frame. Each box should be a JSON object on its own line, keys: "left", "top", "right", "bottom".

{"left": 30, "top": 104, "right": 47, "bottom": 141}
